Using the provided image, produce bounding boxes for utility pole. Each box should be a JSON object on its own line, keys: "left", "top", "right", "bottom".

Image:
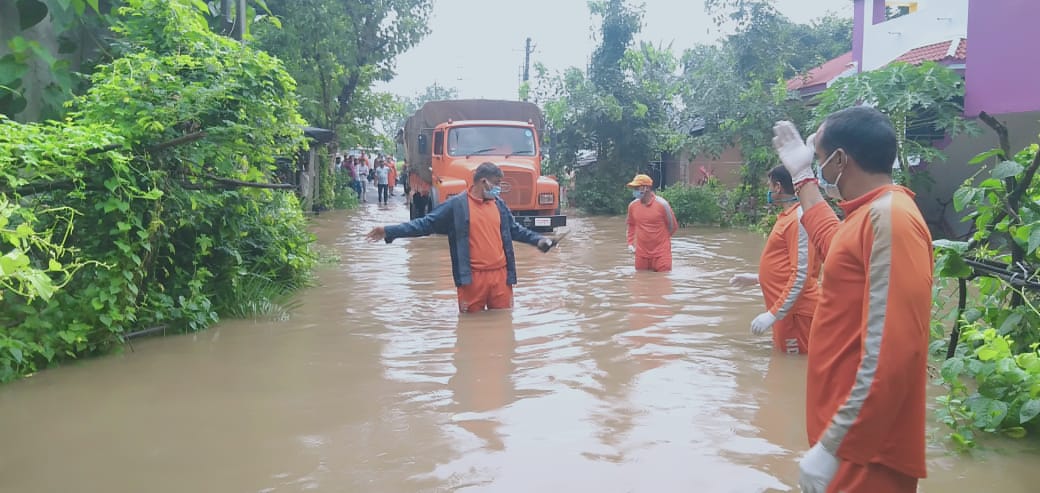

{"left": 523, "top": 37, "right": 533, "bottom": 82}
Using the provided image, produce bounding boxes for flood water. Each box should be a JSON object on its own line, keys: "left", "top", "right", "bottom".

{"left": 1, "top": 189, "right": 1037, "bottom": 492}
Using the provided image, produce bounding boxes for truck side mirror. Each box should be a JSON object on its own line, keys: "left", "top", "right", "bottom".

{"left": 418, "top": 134, "right": 428, "bottom": 154}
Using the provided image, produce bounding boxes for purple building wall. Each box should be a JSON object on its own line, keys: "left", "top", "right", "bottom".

{"left": 852, "top": 0, "right": 865, "bottom": 71}
{"left": 965, "top": 0, "right": 1040, "bottom": 116}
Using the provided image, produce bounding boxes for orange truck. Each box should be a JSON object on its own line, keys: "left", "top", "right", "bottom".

{"left": 398, "top": 99, "right": 566, "bottom": 231}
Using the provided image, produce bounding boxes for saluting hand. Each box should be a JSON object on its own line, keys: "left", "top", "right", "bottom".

{"left": 772, "top": 121, "right": 815, "bottom": 185}
{"left": 366, "top": 226, "right": 386, "bottom": 242}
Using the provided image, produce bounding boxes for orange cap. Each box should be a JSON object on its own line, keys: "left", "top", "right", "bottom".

{"left": 626, "top": 174, "right": 653, "bottom": 188}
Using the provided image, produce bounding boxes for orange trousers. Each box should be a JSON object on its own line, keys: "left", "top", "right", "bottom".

{"left": 635, "top": 255, "right": 672, "bottom": 272}
{"left": 773, "top": 313, "right": 811, "bottom": 355}
{"left": 457, "top": 268, "right": 513, "bottom": 313}
{"left": 828, "top": 461, "right": 918, "bottom": 493}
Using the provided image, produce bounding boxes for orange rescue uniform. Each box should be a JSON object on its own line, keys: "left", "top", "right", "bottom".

{"left": 626, "top": 195, "right": 678, "bottom": 272}
{"left": 458, "top": 190, "right": 511, "bottom": 312}
{"left": 758, "top": 203, "right": 820, "bottom": 354}
{"left": 387, "top": 160, "right": 397, "bottom": 189}
{"left": 801, "top": 184, "right": 933, "bottom": 492}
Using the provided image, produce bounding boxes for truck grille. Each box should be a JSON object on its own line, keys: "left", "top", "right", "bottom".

{"left": 501, "top": 170, "right": 533, "bottom": 205}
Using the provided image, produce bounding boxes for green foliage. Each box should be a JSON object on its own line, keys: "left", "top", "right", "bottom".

{"left": 680, "top": 1, "right": 849, "bottom": 218}
{"left": 938, "top": 326, "right": 1040, "bottom": 450}
{"left": 812, "top": 61, "right": 976, "bottom": 190}
{"left": 657, "top": 184, "right": 724, "bottom": 226}
{"left": 1, "top": 0, "right": 111, "bottom": 121}
{"left": 538, "top": 0, "right": 682, "bottom": 211}
{"left": 0, "top": 0, "right": 315, "bottom": 382}
{"left": 932, "top": 140, "right": 1040, "bottom": 446}
{"left": 252, "top": 0, "right": 432, "bottom": 141}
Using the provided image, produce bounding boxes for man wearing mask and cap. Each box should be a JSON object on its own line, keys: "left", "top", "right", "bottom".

{"left": 772, "top": 106, "right": 933, "bottom": 493}
{"left": 625, "top": 174, "right": 678, "bottom": 272}
{"left": 730, "top": 166, "right": 820, "bottom": 355}
{"left": 366, "top": 162, "right": 556, "bottom": 313}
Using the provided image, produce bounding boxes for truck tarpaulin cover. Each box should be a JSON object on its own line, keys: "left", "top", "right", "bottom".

{"left": 400, "top": 99, "right": 544, "bottom": 184}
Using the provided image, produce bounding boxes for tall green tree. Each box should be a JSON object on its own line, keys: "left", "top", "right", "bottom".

{"left": 540, "top": 0, "right": 682, "bottom": 214}
{"left": 253, "top": 0, "right": 432, "bottom": 142}
{"left": 678, "top": 0, "right": 851, "bottom": 220}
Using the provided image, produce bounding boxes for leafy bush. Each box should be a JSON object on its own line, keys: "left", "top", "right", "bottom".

{"left": 0, "top": 0, "right": 315, "bottom": 382}
{"left": 657, "top": 184, "right": 723, "bottom": 226}
{"left": 572, "top": 166, "right": 633, "bottom": 215}
{"left": 932, "top": 138, "right": 1040, "bottom": 448}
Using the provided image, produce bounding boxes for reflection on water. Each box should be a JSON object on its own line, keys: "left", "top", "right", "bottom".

{"left": 0, "top": 197, "right": 1036, "bottom": 492}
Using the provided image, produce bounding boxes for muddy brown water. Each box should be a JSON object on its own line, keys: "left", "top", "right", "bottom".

{"left": 1, "top": 191, "right": 1036, "bottom": 492}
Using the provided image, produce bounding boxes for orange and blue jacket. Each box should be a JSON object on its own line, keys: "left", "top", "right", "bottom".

{"left": 801, "top": 184, "right": 933, "bottom": 479}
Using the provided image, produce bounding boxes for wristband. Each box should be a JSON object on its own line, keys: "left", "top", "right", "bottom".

{"left": 794, "top": 178, "right": 818, "bottom": 193}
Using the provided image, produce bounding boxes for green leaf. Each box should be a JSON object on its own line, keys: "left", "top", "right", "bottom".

{"left": 8, "top": 347, "right": 24, "bottom": 363}
{"left": 992, "top": 160, "right": 1024, "bottom": 180}
{"left": 1021, "top": 399, "right": 1040, "bottom": 424}
{"left": 941, "top": 357, "right": 965, "bottom": 382}
{"left": 1003, "top": 427, "right": 1028, "bottom": 439}
{"left": 933, "top": 239, "right": 969, "bottom": 254}
{"left": 969, "top": 148, "right": 1003, "bottom": 165}
{"left": 0, "top": 55, "right": 30, "bottom": 85}
{"left": 1028, "top": 223, "right": 1040, "bottom": 254}
{"left": 16, "top": 0, "right": 49, "bottom": 30}
{"left": 998, "top": 312, "right": 1024, "bottom": 335}
{"left": 86, "top": 0, "right": 99, "bottom": 13}
{"left": 952, "top": 187, "right": 976, "bottom": 212}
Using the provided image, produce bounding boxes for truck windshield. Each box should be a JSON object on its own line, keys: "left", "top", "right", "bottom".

{"left": 447, "top": 126, "right": 536, "bottom": 157}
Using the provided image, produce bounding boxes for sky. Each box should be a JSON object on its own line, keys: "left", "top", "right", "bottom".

{"left": 377, "top": 0, "right": 853, "bottom": 100}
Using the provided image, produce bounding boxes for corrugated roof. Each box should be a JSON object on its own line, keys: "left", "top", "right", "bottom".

{"left": 892, "top": 38, "right": 967, "bottom": 65}
{"left": 787, "top": 52, "right": 855, "bottom": 92}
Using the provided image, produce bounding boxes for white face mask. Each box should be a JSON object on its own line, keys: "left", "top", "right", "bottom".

{"left": 817, "top": 150, "right": 844, "bottom": 201}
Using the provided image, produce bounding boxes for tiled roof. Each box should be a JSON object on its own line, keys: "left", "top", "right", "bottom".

{"left": 787, "top": 52, "right": 855, "bottom": 92}
{"left": 892, "top": 38, "right": 967, "bottom": 65}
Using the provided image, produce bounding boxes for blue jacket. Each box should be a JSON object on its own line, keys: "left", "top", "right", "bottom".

{"left": 384, "top": 193, "right": 545, "bottom": 287}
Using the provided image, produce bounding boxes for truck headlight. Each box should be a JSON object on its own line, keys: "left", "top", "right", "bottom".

{"left": 538, "top": 193, "right": 555, "bottom": 205}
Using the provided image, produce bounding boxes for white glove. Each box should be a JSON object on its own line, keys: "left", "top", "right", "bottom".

{"left": 729, "top": 273, "right": 759, "bottom": 287}
{"left": 772, "top": 121, "right": 816, "bottom": 186}
{"left": 750, "top": 311, "right": 777, "bottom": 335}
{"left": 627, "top": 244, "right": 636, "bottom": 254}
{"left": 798, "top": 443, "right": 840, "bottom": 493}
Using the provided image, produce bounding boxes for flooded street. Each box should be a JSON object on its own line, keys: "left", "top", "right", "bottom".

{"left": 1, "top": 193, "right": 1037, "bottom": 492}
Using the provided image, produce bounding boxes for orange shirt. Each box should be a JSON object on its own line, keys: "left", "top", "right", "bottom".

{"left": 626, "top": 195, "right": 678, "bottom": 258}
{"left": 758, "top": 203, "right": 819, "bottom": 319}
{"left": 467, "top": 190, "right": 506, "bottom": 271}
{"left": 387, "top": 160, "right": 397, "bottom": 185}
{"left": 801, "top": 185, "right": 933, "bottom": 479}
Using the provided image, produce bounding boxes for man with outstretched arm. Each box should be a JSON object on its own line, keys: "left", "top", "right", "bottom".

{"left": 730, "top": 166, "right": 820, "bottom": 354}
{"left": 772, "top": 106, "right": 933, "bottom": 492}
{"left": 366, "top": 162, "right": 556, "bottom": 313}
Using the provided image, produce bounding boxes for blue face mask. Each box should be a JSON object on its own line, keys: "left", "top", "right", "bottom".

{"left": 766, "top": 189, "right": 797, "bottom": 205}
{"left": 484, "top": 180, "right": 501, "bottom": 199}
{"left": 632, "top": 190, "right": 644, "bottom": 200}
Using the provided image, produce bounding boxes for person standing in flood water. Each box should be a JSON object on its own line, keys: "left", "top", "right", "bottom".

{"left": 625, "top": 174, "right": 678, "bottom": 272}
{"left": 772, "top": 107, "right": 933, "bottom": 493}
{"left": 365, "top": 162, "right": 555, "bottom": 313}
{"left": 730, "top": 166, "right": 819, "bottom": 355}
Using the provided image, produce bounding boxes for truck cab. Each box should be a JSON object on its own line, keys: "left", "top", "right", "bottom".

{"left": 422, "top": 120, "right": 565, "bottom": 231}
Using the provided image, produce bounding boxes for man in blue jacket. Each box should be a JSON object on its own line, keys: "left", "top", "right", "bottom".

{"left": 366, "top": 162, "right": 555, "bottom": 313}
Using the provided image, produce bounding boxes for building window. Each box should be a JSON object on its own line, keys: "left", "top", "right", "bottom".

{"left": 886, "top": 2, "right": 918, "bottom": 20}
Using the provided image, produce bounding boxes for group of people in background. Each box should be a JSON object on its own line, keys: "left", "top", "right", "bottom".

{"left": 334, "top": 151, "right": 402, "bottom": 205}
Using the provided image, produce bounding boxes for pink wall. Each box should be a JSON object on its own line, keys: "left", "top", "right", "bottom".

{"left": 964, "top": 0, "right": 1040, "bottom": 116}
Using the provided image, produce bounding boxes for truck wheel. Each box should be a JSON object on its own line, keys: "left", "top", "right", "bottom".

{"left": 409, "top": 193, "right": 421, "bottom": 220}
